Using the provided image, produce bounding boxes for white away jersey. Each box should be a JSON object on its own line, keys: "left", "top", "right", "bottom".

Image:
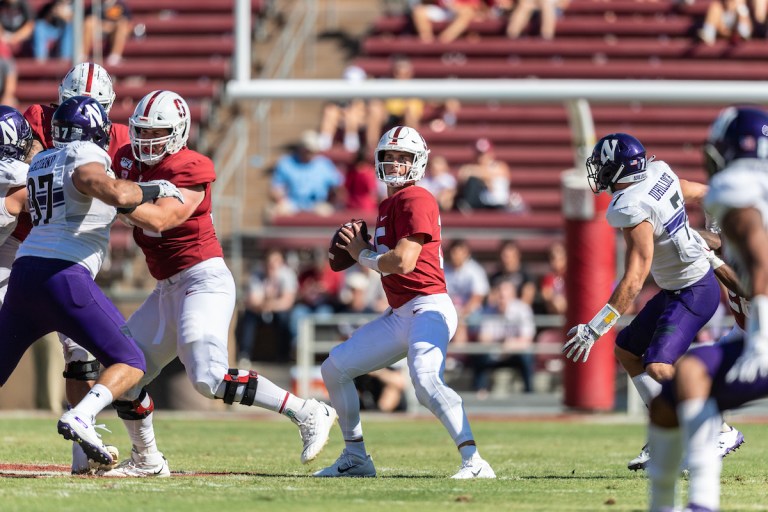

{"left": 0, "top": 157, "right": 28, "bottom": 246}
{"left": 17, "top": 141, "right": 114, "bottom": 278}
{"left": 606, "top": 160, "right": 709, "bottom": 290}
{"left": 704, "top": 157, "right": 768, "bottom": 295}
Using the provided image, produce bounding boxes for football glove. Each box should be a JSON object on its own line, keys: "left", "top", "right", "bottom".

{"left": 562, "top": 324, "right": 599, "bottom": 363}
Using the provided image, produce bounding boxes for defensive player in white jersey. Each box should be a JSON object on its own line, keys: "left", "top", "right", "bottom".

{"left": 648, "top": 106, "right": 768, "bottom": 512}
{"left": 314, "top": 126, "right": 495, "bottom": 479}
{"left": 561, "top": 133, "right": 742, "bottom": 470}
{"left": 23, "top": 63, "right": 132, "bottom": 474}
{"left": 0, "top": 96, "right": 184, "bottom": 464}
{"left": 0, "top": 106, "right": 34, "bottom": 299}
{"left": 100, "top": 90, "right": 337, "bottom": 477}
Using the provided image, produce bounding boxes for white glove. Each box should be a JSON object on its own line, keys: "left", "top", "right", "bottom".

{"left": 141, "top": 180, "right": 185, "bottom": 204}
{"left": 562, "top": 324, "right": 599, "bottom": 363}
{"left": 727, "top": 295, "right": 768, "bottom": 383}
{"left": 725, "top": 334, "right": 768, "bottom": 383}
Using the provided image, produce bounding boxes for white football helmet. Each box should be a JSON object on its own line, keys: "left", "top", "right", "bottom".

{"left": 129, "top": 90, "right": 191, "bottom": 165}
{"left": 374, "top": 126, "right": 430, "bottom": 187}
{"left": 58, "top": 62, "right": 116, "bottom": 113}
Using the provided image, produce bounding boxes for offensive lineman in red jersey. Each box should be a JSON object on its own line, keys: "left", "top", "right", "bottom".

{"left": 100, "top": 90, "right": 336, "bottom": 477}
{"left": 18, "top": 62, "right": 130, "bottom": 474}
{"left": 314, "top": 126, "right": 496, "bottom": 479}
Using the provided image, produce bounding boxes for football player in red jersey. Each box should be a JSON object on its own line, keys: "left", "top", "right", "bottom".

{"left": 101, "top": 90, "right": 336, "bottom": 477}
{"left": 19, "top": 62, "right": 130, "bottom": 474}
{"left": 315, "top": 126, "right": 496, "bottom": 479}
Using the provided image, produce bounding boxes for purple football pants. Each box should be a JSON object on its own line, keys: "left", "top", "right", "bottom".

{"left": 660, "top": 335, "right": 768, "bottom": 412}
{"left": 616, "top": 268, "right": 720, "bottom": 366}
{"left": 0, "top": 256, "right": 146, "bottom": 386}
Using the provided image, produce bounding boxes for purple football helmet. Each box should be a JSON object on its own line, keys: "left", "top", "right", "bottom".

{"left": 0, "top": 105, "right": 32, "bottom": 161}
{"left": 52, "top": 96, "right": 111, "bottom": 150}
{"left": 586, "top": 133, "right": 649, "bottom": 193}
{"left": 704, "top": 105, "right": 768, "bottom": 176}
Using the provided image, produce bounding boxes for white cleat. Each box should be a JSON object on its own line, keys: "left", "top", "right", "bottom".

{"left": 451, "top": 456, "right": 496, "bottom": 479}
{"left": 57, "top": 410, "right": 113, "bottom": 466}
{"left": 717, "top": 427, "right": 745, "bottom": 458}
{"left": 293, "top": 399, "right": 337, "bottom": 464}
{"left": 98, "top": 447, "right": 170, "bottom": 478}
{"left": 313, "top": 449, "right": 376, "bottom": 477}
{"left": 628, "top": 443, "right": 650, "bottom": 471}
{"left": 72, "top": 444, "right": 120, "bottom": 475}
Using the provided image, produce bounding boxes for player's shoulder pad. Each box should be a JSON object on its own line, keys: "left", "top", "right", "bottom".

{"left": 0, "top": 158, "right": 28, "bottom": 186}
{"left": 168, "top": 149, "right": 216, "bottom": 187}
{"left": 606, "top": 193, "right": 649, "bottom": 229}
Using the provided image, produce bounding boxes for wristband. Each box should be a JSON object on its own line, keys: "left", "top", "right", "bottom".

{"left": 587, "top": 303, "right": 621, "bottom": 337}
{"left": 138, "top": 183, "right": 162, "bottom": 204}
{"left": 708, "top": 253, "right": 725, "bottom": 270}
{"left": 116, "top": 206, "right": 136, "bottom": 214}
{"left": 358, "top": 249, "right": 382, "bottom": 272}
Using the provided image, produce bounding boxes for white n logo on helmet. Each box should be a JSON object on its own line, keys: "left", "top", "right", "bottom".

{"left": 83, "top": 103, "right": 103, "bottom": 128}
{"left": 0, "top": 119, "right": 17, "bottom": 145}
{"left": 600, "top": 139, "right": 619, "bottom": 163}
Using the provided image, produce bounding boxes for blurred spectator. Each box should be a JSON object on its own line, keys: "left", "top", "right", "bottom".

{"left": 268, "top": 130, "right": 344, "bottom": 218}
{"left": 455, "top": 137, "right": 526, "bottom": 212}
{"left": 538, "top": 241, "right": 566, "bottom": 315}
{"left": 236, "top": 249, "right": 298, "bottom": 365}
{"left": 0, "top": 0, "right": 34, "bottom": 52}
{"left": 506, "top": 0, "right": 570, "bottom": 40}
{"left": 698, "top": 0, "right": 752, "bottom": 45}
{"left": 340, "top": 147, "right": 381, "bottom": 213}
{"left": 337, "top": 268, "right": 388, "bottom": 317}
{"left": 33, "top": 0, "right": 73, "bottom": 62}
{"left": 427, "top": 98, "right": 461, "bottom": 133}
{"left": 291, "top": 249, "right": 343, "bottom": 358}
{"left": 472, "top": 280, "right": 537, "bottom": 397}
{"left": 355, "top": 366, "right": 409, "bottom": 412}
{"left": 418, "top": 154, "right": 457, "bottom": 211}
{"left": 83, "top": 0, "right": 132, "bottom": 66}
{"left": 411, "top": 0, "right": 482, "bottom": 43}
{"left": 444, "top": 239, "right": 490, "bottom": 345}
{"left": 318, "top": 65, "right": 368, "bottom": 153}
{"left": 488, "top": 240, "right": 537, "bottom": 306}
{"left": 368, "top": 56, "right": 424, "bottom": 147}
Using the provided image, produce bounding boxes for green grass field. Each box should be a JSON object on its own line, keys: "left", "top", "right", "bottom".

{"left": 1, "top": 413, "right": 767, "bottom": 512}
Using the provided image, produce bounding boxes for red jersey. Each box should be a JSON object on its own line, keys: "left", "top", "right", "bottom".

{"left": 375, "top": 185, "right": 447, "bottom": 308}
{"left": 113, "top": 145, "right": 223, "bottom": 280}
{"left": 23, "top": 103, "right": 130, "bottom": 161}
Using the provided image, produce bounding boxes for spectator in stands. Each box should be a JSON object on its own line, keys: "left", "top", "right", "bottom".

{"left": 318, "top": 65, "right": 368, "bottom": 154}
{"left": 82, "top": 0, "right": 132, "bottom": 66}
{"left": 340, "top": 147, "right": 381, "bottom": 213}
{"left": 506, "top": 0, "right": 570, "bottom": 40}
{"left": 368, "top": 56, "right": 424, "bottom": 147}
{"left": 32, "top": 0, "right": 73, "bottom": 62}
{"left": 411, "top": 0, "right": 482, "bottom": 43}
{"left": 444, "top": 239, "right": 490, "bottom": 345}
{"left": 488, "top": 240, "right": 537, "bottom": 306}
{"left": 236, "top": 248, "right": 298, "bottom": 365}
{"left": 0, "top": 0, "right": 34, "bottom": 52}
{"left": 291, "top": 249, "right": 343, "bottom": 359}
{"left": 472, "top": 280, "right": 536, "bottom": 397}
{"left": 419, "top": 154, "right": 457, "bottom": 211}
{"left": 538, "top": 241, "right": 566, "bottom": 315}
{"left": 268, "top": 130, "right": 344, "bottom": 218}
{"left": 455, "top": 137, "right": 526, "bottom": 212}
{"left": 698, "top": 0, "right": 752, "bottom": 45}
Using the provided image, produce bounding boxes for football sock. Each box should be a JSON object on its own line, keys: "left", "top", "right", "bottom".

{"left": 647, "top": 424, "right": 682, "bottom": 512}
{"left": 123, "top": 392, "right": 159, "bottom": 455}
{"left": 458, "top": 443, "right": 479, "bottom": 462}
{"left": 344, "top": 438, "right": 368, "bottom": 460}
{"left": 71, "top": 384, "right": 113, "bottom": 419}
{"left": 632, "top": 373, "right": 663, "bottom": 408}
{"left": 679, "top": 398, "right": 721, "bottom": 511}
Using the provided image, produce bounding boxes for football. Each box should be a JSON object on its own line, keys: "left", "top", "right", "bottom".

{"left": 328, "top": 219, "right": 369, "bottom": 272}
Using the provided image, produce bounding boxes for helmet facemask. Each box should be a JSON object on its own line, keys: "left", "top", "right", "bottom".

{"left": 129, "top": 90, "right": 190, "bottom": 165}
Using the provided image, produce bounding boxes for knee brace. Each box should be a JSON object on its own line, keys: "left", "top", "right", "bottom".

{"left": 220, "top": 369, "right": 259, "bottom": 406}
{"left": 112, "top": 388, "right": 154, "bottom": 420}
{"left": 62, "top": 359, "right": 100, "bottom": 381}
